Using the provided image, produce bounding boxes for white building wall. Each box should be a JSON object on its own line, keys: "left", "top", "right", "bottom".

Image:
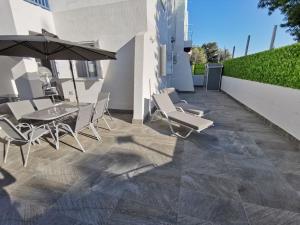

{"left": 132, "top": 0, "right": 172, "bottom": 122}
{"left": 0, "top": 0, "right": 17, "bottom": 97}
{"left": 0, "top": 0, "right": 56, "bottom": 98}
{"left": 9, "top": 0, "right": 56, "bottom": 35}
{"left": 0, "top": 0, "right": 192, "bottom": 122}
{"left": 170, "top": 0, "right": 194, "bottom": 92}
{"left": 222, "top": 76, "right": 300, "bottom": 141}
{"left": 50, "top": 0, "right": 148, "bottom": 109}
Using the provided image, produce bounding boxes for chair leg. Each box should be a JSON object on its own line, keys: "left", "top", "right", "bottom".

{"left": 150, "top": 110, "right": 162, "bottom": 122}
{"left": 175, "top": 129, "right": 194, "bottom": 139}
{"left": 55, "top": 126, "right": 60, "bottom": 150}
{"left": 90, "top": 124, "right": 102, "bottom": 142}
{"left": 24, "top": 142, "right": 32, "bottom": 167}
{"left": 168, "top": 121, "right": 193, "bottom": 139}
{"left": 102, "top": 117, "right": 112, "bottom": 130}
{"left": 106, "top": 108, "right": 113, "bottom": 121}
{"left": 46, "top": 124, "right": 56, "bottom": 143}
{"left": 4, "top": 139, "right": 11, "bottom": 164}
{"left": 71, "top": 131, "right": 85, "bottom": 152}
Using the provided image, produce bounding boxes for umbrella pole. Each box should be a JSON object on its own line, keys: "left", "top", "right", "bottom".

{"left": 69, "top": 60, "right": 79, "bottom": 104}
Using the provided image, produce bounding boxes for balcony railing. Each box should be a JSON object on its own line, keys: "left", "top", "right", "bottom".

{"left": 24, "top": 0, "right": 50, "bottom": 10}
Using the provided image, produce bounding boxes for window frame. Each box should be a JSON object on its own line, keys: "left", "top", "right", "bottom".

{"left": 24, "top": 0, "right": 50, "bottom": 10}
{"left": 74, "top": 41, "right": 102, "bottom": 80}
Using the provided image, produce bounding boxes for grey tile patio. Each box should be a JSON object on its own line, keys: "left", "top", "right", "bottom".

{"left": 0, "top": 88, "right": 299, "bottom": 225}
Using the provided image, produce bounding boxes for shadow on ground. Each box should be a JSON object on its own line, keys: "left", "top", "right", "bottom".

{"left": 0, "top": 88, "right": 300, "bottom": 225}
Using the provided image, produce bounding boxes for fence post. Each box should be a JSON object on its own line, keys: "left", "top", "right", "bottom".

{"left": 270, "top": 25, "right": 277, "bottom": 50}
{"left": 245, "top": 35, "right": 251, "bottom": 56}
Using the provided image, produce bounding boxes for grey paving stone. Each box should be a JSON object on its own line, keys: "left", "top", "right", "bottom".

{"left": 237, "top": 176, "right": 300, "bottom": 213}
{"left": 178, "top": 188, "right": 249, "bottom": 225}
{"left": 181, "top": 172, "right": 240, "bottom": 201}
{"left": 0, "top": 88, "right": 299, "bottom": 225}
{"left": 177, "top": 214, "right": 217, "bottom": 225}
{"left": 244, "top": 202, "right": 300, "bottom": 225}
{"left": 110, "top": 197, "right": 177, "bottom": 224}
{"left": 283, "top": 172, "right": 300, "bottom": 192}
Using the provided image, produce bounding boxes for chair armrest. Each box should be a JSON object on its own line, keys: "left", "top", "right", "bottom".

{"left": 16, "top": 123, "right": 33, "bottom": 130}
{"left": 180, "top": 100, "right": 188, "bottom": 104}
{"left": 34, "top": 124, "right": 48, "bottom": 129}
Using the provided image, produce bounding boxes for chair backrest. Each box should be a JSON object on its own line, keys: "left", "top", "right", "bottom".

{"left": 0, "top": 118, "right": 27, "bottom": 141}
{"left": 33, "top": 98, "right": 54, "bottom": 110}
{"left": 75, "top": 104, "right": 94, "bottom": 132}
{"left": 162, "top": 88, "right": 181, "bottom": 104}
{"left": 91, "top": 98, "right": 107, "bottom": 123}
{"left": 152, "top": 93, "right": 177, "bottom": 114}
{"left": 98, "top": 92, "right": 110, "bottom": 102}
{"left": 7, "top": 100, "right": 36, "bottom": 121}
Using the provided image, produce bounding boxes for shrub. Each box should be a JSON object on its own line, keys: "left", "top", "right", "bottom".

{"left": 223, "top": 43, "right": 300, "bottom": 89}
{"left": 193, "top": 64, "right": 206, "bottom": 75}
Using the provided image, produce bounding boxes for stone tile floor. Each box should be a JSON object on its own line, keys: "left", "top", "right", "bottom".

{"left": 0, "top": 89, "right": 299, "bottom": 225}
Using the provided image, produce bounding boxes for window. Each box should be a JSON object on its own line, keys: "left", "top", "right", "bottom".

{"left": 75, "top": 42, "right": 100, "bottom": 79}
{"left": 24, "top": 0, "right": 50, "bottom": 10}
{"left": 75, "top": 61, "right": 98, "bottom": 78}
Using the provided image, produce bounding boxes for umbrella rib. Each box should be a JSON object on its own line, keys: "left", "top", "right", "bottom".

{"left": 22, "top": 42, "right": 46, "bottom": 55}
{"left": 75, "top": 45, "right": 116, "bottom": 59}
{"left": 0, "top": 41, "right": 28, "bottom": 54}
{"left": 49, "top": 45, "right": 73, "bottom": 55}
{"left": 67, "top": 47, "right": 90, "bottom": 61}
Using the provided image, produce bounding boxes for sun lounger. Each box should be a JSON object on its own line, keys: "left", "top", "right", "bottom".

{"left": 152, "top": 93, "right": 213, "bottom": 138}
{"left": 162, "top": 87, "right": 209, "bottom": 117}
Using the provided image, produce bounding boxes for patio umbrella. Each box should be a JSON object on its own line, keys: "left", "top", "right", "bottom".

{"left": 0, "top": 34, "right": 116, "bottom": 103}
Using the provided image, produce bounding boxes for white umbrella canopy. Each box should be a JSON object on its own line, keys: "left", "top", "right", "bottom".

{"left": 0, "top": 33, "right": 117, "bottom": 103}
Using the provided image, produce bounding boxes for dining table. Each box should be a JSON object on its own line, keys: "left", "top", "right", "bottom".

{"left": 22, "top": 103, "right": 79, "bottom": 121}
{"left": 21, "top": 103, "right": 82, "bottom": 150}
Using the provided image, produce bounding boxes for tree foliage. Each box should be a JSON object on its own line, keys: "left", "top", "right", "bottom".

{"left": 191, "top": 43, "right": 231, "bottom": 65}
{"left": 202, "top": 42, "right": 219, "bottom": 63}
{"left": 219, "top": 48, "right": 232, "bottom": 62}
{"left": 258, "top": 0, "right": 300, "bottom": 41}
{"left": 190, "top": 47, "right": 207, "bottom": 65}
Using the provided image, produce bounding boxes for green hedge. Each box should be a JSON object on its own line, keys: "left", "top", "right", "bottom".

{"left": 223, "top": 43, "right": 300, "bottom": 89}
{"left": 193, "top": 64, "right": 205, "bottom": 75}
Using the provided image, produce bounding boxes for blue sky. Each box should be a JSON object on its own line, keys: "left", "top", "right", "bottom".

{"left": 188, "top": 0, "right": 296, "bottom": 57}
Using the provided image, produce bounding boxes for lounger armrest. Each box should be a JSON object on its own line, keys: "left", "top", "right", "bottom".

{"left": 175, "top": 107, "right": 185, "bottom": 113}
{"left": 180, "top": 100, "right": 188, "bottom": 104}
{"left": 156, "top": 109, "right": 169, "bottom": 119}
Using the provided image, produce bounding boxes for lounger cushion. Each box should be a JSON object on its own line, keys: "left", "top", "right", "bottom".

{"left": 167, "top": 111, "right": 213, "bottom": 131}
{"left": 153, "top": 93, "right": 177, "bottom": 114}
{"left": 175, "top": 102, "right": 208, "bottom": 116}
{"left": 162, "top": 88, "right": 181, "bottom": 104}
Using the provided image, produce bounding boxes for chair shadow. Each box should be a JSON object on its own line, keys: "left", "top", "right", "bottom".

{"left": 0, "top": 167, "right": 22, "bottom": 221}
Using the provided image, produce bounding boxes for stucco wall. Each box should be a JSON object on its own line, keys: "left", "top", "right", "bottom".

{"left": 132, "top": 0, "right": 170, "bottom": 122}
{"left": 221, "top": 76, "right": 300, "bottom": 140}
{"left": 170, "top": 0, "right": 194, "bottom": 92}
{"left": 49, "top": 0, "right": 129, "bottom": 12}
{"left": 0, "top": 1, "right": 19, "bottom": 97}
{"left": 9, "top": 0, "right": 56, "bottom": 35}
{"left": 0, "top": 0, "right": 56, "bottom": 97}
{"left": 51, "top": 0, "right": 147, "bottom": 110}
